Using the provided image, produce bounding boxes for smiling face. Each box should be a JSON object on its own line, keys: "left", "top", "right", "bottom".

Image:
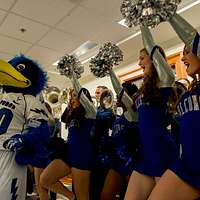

{"left": 138, "top": 49, "right": 153, "bottom": 77}
{"left": 70, "top": 90, "right": 80, "bottom": 109}
{"left": 95, "top": 87, "right": 104, "bottom": 103}
{"left": 182, "top": 46, "right": 200, "bottom": 77}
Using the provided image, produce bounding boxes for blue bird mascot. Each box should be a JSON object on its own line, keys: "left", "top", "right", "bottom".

{"left": 0, "top": 55, "right": 51, "bottom": 200}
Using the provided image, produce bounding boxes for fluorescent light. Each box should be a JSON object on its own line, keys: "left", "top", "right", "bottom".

{"left": 52, "top": 41, "right": 97, "bottom": 66}
{"left": 72, "top": 41, "right": 97, "bottom": 57}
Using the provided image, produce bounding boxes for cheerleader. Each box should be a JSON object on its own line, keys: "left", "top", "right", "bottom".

{"left": 90, "top": 89, "right": 114, "bottom": 200}
{"left": 124, "top": 26, "right": 179, "bottom": 200}
{"left": 40, "top": 71, "right": 96, "bottom": 200}
{"left": 101, "top": 75, "right": 139, "bottom": 200}
{"left": 148, "top": 13, "right": 200, "bottom": 200}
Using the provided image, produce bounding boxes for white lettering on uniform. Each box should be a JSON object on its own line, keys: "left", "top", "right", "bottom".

{"left": 177, "top": 95, "right": 200, "bottom": 116}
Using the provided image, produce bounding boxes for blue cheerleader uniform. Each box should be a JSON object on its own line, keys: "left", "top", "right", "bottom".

{"left": 135, "top": 88, "right": 179, "bottom": 177}
{"left": 170, "top": 84, "right": 200, "bottom": 188}
{"left": 66, "top": 117, "right": 95, "bottom": 170}
{"left": 94, "top": 107, "right": 114, "bottom": 167}
{"left": 111, "top": 115, "right": 139, "bottom": 176}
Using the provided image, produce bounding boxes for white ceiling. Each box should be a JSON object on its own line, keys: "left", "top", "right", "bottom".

{"left": 0, "top": 0, "right": 199, "bottom": 89}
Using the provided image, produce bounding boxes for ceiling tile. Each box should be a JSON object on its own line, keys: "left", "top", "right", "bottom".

{"left": 57, "top": 6, "right": 133, "bottom": 45}
{"left": 0, "top": 9, "right": 6, "bottom": 23}
{"left": 151, "top": 4, "right": 200, "bottom": 46}
{"left": 180, "top": 3, "right": 200, "bottom": 28}
{"left": 0, "top": 0, "right": 15, "bottom": 10}
{"left": 38, "top": 29, "right": 83, "bottom": 54}
{"left": 91, "top": 22, "right": 133, "bottom": 44}
{"left": 12, "top": 0, "right": 76, "bottom": 26}
{"left": 47, "top": 71, "right": 71, "bottom": 89}
{"left": 0, "top": 34, "right": 31, "bottom": 54}
{"left": 151, "top": 23, "right": 176, "bottom": 44}
{"left": 26, "top": 45, "right": 61, "bottom": 68}
{"left": 57, "top": 7, "right": 109, "bottom": 39}
{"left": 80, "top": 0, "right": 122, "bottom": 22}
{"left": 0, "top": 13, "right": 50, "bottom": 43}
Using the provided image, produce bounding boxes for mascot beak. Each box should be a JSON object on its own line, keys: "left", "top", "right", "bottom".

{"left": 0, "top": 60, "right": 31, "bottom": 88}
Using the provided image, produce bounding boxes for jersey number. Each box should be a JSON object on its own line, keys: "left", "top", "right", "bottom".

{"left": 0, "top": 108, "right": 13, "bottom": 135}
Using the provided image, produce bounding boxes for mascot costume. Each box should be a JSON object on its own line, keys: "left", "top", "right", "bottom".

{"left": 0, "top": 55, "right": 51, "bottom": 200}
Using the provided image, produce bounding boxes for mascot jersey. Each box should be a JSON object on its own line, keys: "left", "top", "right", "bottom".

{"left": 0, "top": 93, "right": 48, "bottom": 149}
{"left": 0, "top": 93, "right": 48, "bottom": 200}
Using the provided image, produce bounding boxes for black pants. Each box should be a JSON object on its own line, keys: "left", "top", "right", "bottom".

{"left": 90, "top": 165, "right": 109, "bottom": 200}
{"left": 26, "top": 169, "right": 34, "bottom": 194}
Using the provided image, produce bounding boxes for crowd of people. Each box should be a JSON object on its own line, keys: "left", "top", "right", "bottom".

{"left": 0, "top": 9, "right": 200, "bottom": 200}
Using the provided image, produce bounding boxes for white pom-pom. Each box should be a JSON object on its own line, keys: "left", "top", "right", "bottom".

{"left": 57, "top": 54, "right": 84, "bottom": 79}
{"left": 121, "top": 0, "right": 181, "bottom": 28}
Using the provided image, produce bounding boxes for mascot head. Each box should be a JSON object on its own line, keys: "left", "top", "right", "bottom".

{"left": 0, "top": 54, "right": 47, "bottom": 96}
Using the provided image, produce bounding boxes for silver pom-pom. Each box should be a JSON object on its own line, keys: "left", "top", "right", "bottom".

{"left": 99, "top": 42, "right": 124, "bottom": 66}
{"left": 89, "top": 42, "right": 123, "bottom": 78}
{"left": 121, "top": 0, "right": 181, "bottom": 28}
{"left": 89, "top": 57, "right": 111, "bottom": 78}
{"left": 57, "top": 54, "right": 84, "bottom": 79}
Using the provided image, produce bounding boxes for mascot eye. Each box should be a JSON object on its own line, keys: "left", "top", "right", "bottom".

{"left": 16, "top": 64, "right": 26, "bottom": 72}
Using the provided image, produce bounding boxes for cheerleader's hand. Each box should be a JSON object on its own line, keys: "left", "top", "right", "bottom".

{"left": 3, "top": 134, "right": 24, "bottom": 152}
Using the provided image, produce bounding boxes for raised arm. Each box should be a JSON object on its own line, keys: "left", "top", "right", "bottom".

{"left": 70, "top": 72, "right": 96, "bottom": 119}
{"left": 109, "top": 68, "right": 138, "bottom": 122}
{"left": 169, "top": 13, "right": 200, "bottom": 57}
{"left": 140, "top": 26, "right": 175, "bottom": 87}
